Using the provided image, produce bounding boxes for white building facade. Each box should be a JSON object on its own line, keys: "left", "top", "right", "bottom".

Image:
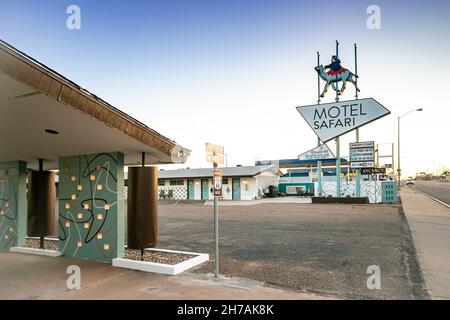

{"left": 156, "top": 165, "right": 279, "bottom": 201}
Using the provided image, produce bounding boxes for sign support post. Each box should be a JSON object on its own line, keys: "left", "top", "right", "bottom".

{"left": 205, "top": 142, "right": 224, "bottom": 278}
{"left": 355, "top": 129, "right": 361, "bottom": 196}
{"left": 335, "top": 41, "right": 341, "bottom": 197}
{"left": 354, "top": 43, "right": 361, "bottom": 197}
{"left": 336, "top": 137, "right": 340, "bottom": 196}
{"left": 213, "top": 162, "right": 219, "bottom": 278}
{"left": 316, "top": 51, "right": 322, "bottom": 196}
{"left": 317, "top": 138, "right": 322, "bottom": 196}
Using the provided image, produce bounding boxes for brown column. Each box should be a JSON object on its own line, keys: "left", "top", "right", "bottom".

{"left": 127, "top": 166, "right": 158, "bottom": 249}
{"left": 27, "top": 171, "right": 56, "bottom": 237}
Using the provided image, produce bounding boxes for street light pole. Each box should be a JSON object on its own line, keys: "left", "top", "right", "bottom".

{"left": 397, "top": 116, "right": 401, "bottom": 188}
{"left": 397, "top": 108, "right": 423, "bottom": 189}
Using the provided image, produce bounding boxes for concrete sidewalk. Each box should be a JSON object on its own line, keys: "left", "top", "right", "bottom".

{"left": 400, "top": 187, "right": 450, "bottom": 299}
{"left": 0, "top": 252, "right": 328, "bottom": 300}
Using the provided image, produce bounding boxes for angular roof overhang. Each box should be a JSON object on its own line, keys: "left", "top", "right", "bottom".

{"left": 0, "top": 40, "right": 190, "bottom": 170}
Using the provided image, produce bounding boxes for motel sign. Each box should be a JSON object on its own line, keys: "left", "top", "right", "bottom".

{"left": 296, "top": 98, "right": 390, "bottom": 142}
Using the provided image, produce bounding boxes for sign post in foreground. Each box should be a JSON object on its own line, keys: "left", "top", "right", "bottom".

{"left": 206, "top": 143, "right": 224, "bottom": 278}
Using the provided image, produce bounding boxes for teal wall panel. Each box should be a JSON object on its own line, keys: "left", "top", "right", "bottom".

{"left": 58, "top": 152, "right": 124, "bottom": 263}
{"left": 381, "top": 181, "right": 398, "bottom": 204}
{"left": 0, "top": 161, "right": 27, "bottom": 249}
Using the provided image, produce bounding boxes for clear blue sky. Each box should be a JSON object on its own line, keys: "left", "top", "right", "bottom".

{"left": 1, "top": 0, "right": 449, "bottom": 175}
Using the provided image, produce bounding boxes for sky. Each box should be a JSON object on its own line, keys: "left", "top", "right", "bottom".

{"left": 1, "top": 0, "right": 449, "bottom": 176}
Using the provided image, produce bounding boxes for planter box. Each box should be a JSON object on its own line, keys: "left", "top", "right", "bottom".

{"left": 312, "top": 197, "right": 369, "bottom": 204}
{"left": 113, "top": 248, "right": 209, "bottom": 275}
{"left": 9, "top": 246, "right": 62, "bottom": 257}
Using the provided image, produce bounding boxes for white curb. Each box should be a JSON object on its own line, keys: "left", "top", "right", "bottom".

{"left": 112, "top": 248, "right": 209, "bottom": 275}
{"left": 9, "top": 246, "right": 62, "bottom": 257}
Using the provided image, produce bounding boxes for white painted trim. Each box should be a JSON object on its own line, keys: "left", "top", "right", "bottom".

{"left": 9, "top": 246, "right": 62, "bottom": 257}
{"left": 112, "top": 248, "right": 209, "bottom": 275}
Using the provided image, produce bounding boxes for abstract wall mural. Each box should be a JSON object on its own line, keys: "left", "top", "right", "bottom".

{"left": 0, "top": 161, "right": 26, "bottom": 250}
{"left": 58, "top": 152, "right": 124, "bottom": 263}
{"left": 315, "top": 180, "right": 383, "bottom": 203}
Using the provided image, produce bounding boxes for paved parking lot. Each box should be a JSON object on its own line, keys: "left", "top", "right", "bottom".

{"left": 156, "top": 201, "right": 428, "bottom": 299}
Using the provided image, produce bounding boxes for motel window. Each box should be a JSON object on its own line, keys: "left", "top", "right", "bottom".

{"left": 158, "top": 179, "right": 165, "bottom": 186}
{"left": 170, "top": 179, "right": 184, "bottom": 186}
{"left": 222, "top": 178, "right": 228, "bottom": 185}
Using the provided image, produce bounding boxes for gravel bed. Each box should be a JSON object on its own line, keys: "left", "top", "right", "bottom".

{"left": 26, "top": 238, "right": 59, "bottom": 251}
{"left": 124, "top": 249, "right": 195, "bottom": 265}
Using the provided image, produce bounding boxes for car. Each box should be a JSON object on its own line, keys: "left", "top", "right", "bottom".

{"left": 406, "top": 180, "right": 415, "bottom": 186}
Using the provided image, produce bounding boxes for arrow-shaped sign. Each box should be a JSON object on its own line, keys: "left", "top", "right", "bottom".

{"left": 298, "top": 144, "right": 335, "bottom": 161}
{"left": 296, "top": 98, "right": 390, "bottom": 142}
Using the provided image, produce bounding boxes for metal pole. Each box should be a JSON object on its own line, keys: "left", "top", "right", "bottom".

{"left": 336, "top": 137, "right": 341, "bottom": 197}
{"left": 335, "top": 40, "right": 340, "bottom": 103}
{"left": 317, "top": 138, "right": 322, "bottom": 197}
{"left": 354, "top": 43, "right": 359, "bottom": 100}
{"left": 317, "top": 51, "right": 322, "bottom": 197}
{"left": 355, "top": 128, "right": 361, "bottom": 196}
{"left": 354, "top": 43, "right": 361, "bottom": 197}
{"left": 213, "top": 162, "right": 219, "bottom": 277}
{"left": 391, "top": 143, "right": 395, "bottom": 181}
{"left": 397, "top": 116, "right": 401, "bottom": 189}
{"left": 376, "top": 144, "right": 379, "bottom": 168}
{"left": 335, "top": 41, "right": 341, "bottom": 196}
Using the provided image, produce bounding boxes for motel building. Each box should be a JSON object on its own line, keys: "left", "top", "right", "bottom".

{"left": 257, "top": 159, "right": 350, "bottom": 196}
{"left": 153, "top": 165, "right": 280, "bottom": 201}
{"left": 257, "top": 159, "right": 397, "bottom": 203}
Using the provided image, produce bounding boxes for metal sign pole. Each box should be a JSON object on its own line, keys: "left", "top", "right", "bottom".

{"left": 335, "top": 41, "right": 341, "bottom": 197}
{"left": 205, "top": 142, "right": 224, "bottom": 278}
{"left": 316, "top": 51, "right": 322, "bottom": 196}
{"left": 336, "top": 137, "right": 340, "bottom": 196}
{"left": 354, "top": 43, "right": 361, "bottom": 197}
{"left": 213, "top": 162, "right": 219, "bottom": 278}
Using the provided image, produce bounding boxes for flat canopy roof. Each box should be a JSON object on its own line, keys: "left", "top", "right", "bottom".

{"left": 0, "top": 40, "right": 190, "bottom": 170}
{"left": 255, "top": 158, "right": 349, "bottom": 168}
{"left": 155, "top": 165, "right": 279, "bottom": 180}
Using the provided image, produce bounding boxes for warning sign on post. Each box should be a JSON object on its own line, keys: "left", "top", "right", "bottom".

{"left": 213, "top": 168, "right": 222, "bottom": 197}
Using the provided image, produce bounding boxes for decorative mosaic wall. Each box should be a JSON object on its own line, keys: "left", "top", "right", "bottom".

{"left": 0, "top": 161, "right": 27, "bottom": 249}
{"left": 58, "top": 152, "right": 124, "bottom": 263}
{"left": 315, "top": 181, "right": 383, "bottom": 203}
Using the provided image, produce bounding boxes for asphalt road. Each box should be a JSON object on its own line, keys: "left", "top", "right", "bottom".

{"left": 412, "top": 181, "right": 450, "bottom": 206}
{"left": 156, "top": 201, "right": 427, "bottom": 299}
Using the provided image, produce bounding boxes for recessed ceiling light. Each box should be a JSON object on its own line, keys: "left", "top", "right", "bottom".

{"left": 45, "top": 129, "right": 59, "bottom": 135}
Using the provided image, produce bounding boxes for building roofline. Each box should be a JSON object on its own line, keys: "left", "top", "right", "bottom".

{"left": 0, "top": 39, "right": 190, "bottom": 162}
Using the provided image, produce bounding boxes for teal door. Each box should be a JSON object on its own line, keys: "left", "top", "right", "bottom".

{"left": 232, "top": 178, "right": 241, "bottom": 200}
{"left": 201, "top": 179, "right": 209, "bottom": 200}
{"left": 187, "top": 179, "right": 195, "bottom": 199}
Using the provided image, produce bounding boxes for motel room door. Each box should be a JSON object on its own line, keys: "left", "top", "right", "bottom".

{"left": 201, "top": 179, "right": 209, "bottom": 200}
{"left": 187, "top": 179, "right": 195, "bottom": 199}
{"left": 232, "top": 178, "right": 241, "bottom": 200}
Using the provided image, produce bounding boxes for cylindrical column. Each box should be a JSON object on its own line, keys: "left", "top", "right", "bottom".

{"left": 127, "top": 166, "right": 158, "bottom": 249}
{"left": 27, "top": 171, "right": 56, "bottom": 237}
